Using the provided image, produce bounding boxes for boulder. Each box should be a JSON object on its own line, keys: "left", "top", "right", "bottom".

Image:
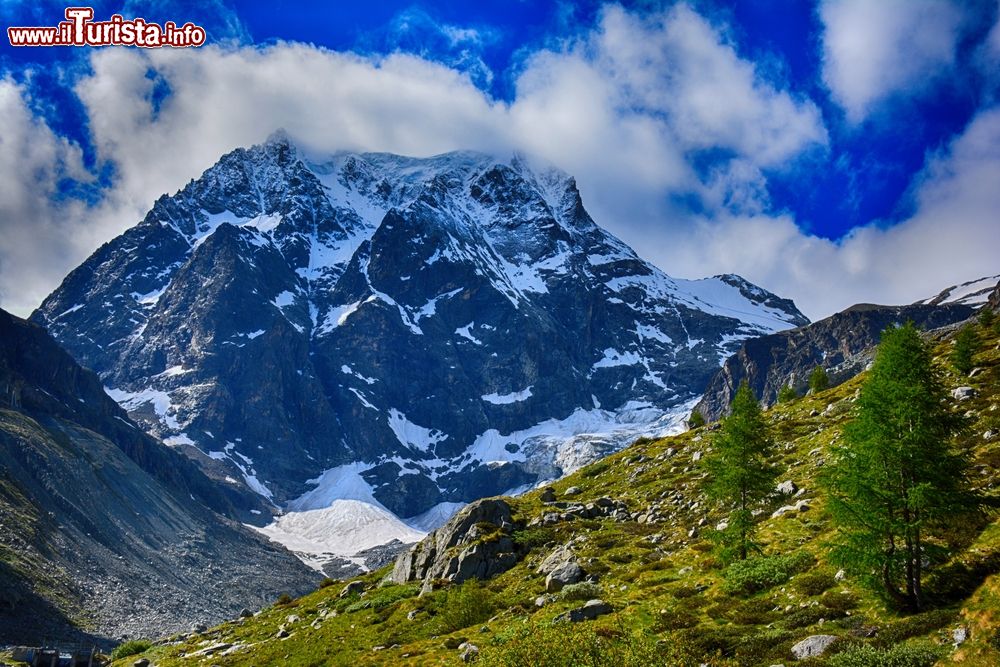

{"left": 239, "top": 607, "right": 253, "bottom": 618}
{"left": 952, "top": 386, "right": 977, "bottom": 401}
{"left": 391, "top": 498, "right": 522, "bottom": 590}
{"left": 540, "top": 487, "right": 556, "bottom": 503}
{"left": 775, "top": 480, "right": 798, "bottom": 495}
{"left": 340, "top": 581, "right": 364, "bottom": 598}
{"left": 459, "top": 642, "right": 480, "bottom": 662}
{"left": 791, "top": 635, "right": 837, "bottom": 659}
{"left": 564, "top": 486, "right": 581, "bottom": 496}
{"left": 557, "top": 599, "right": 613, "bottom": 623}
{"left": 133, "top": 660, "right": 150, "bottom": 667}
{"left": 545, "top": 561, "right": 584, "bottom": 592}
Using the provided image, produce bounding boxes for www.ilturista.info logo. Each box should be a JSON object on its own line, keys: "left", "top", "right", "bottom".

{"left": 8, "top": 7, "right": 206, "bottom": 48}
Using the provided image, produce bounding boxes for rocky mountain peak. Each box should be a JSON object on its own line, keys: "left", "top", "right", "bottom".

{"left": 33, "top": 136, "right": 808, "bottom": 533}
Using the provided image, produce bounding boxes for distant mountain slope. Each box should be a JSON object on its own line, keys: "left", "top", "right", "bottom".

{"left": 32, "top": 134, "right": 807, "bottom": 523}
{"left": 0, "top": 308, "right": 315, "bottom": 643}
{"left": 916, "top": 275, "right": 1000, "bottom": 307}
{"left": 693, "top": 300, "right": 976, "bottom": 422}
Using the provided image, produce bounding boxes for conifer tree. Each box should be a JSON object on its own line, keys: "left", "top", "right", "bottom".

{"left": 704, "top": 381, "right": 777, "bottom": 561}
{"left": 808, "top": 365, "right": 829, "bottom": 393}
{"left": 778, "top": 385, "right": 798, "bottom": 403}
{"left": 822, "top": 323, "right": 972, "bottom": 611}
{"left": 951, "top": 324, "right": 977, "bottom": 376}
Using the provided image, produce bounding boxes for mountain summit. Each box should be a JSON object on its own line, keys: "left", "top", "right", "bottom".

{"left": 33, "top": 134, "right": 807, "bottom": 527}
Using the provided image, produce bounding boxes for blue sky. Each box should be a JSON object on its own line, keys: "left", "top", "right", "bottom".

{"left": 1, "top": 0, "right": 998, "bottom": 319}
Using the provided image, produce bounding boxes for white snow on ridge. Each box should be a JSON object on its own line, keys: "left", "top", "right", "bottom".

{"left": 387, "top": 408, "right": 448, "bottom": 453}
{"left": 105, "top": 386, "right": 180, "bottom": 429}
{"left": 672, "top": 276, "right": 799, "bottom": 332}
{"left": 916, "top": 274, "right": 1000, "bottom": 307}
{"left": 289, "top": 462, "right": 382, "bottom": 511}
{"left": 593, "top": 348, "right": 642, "bottom": 369}
{"left": 254, "top": 499, "right": 425, "bottom": 569}
{"left": 455, "top": 322, "right": 483, "bottom": 344}
{"left": 405, "top": 502, "right": 466, "bottom": 532}
{"left": 482, "top": 386, "right": 533, "bottom": 404}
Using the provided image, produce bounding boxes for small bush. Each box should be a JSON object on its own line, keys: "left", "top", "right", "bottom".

{"left": 344, "top": 583, "right": 419, "bottom": 613}
{"left": 581, "top": 461, "right": 610, "bottom": 478}
{"left": 481, "top": 622, "right": 686, "bottom": 667}
{"left": 794, "top": 571, "right": 836, "bottom": 596}
{"left": 722, "top": 551, "right": 815, "bottom": 595}
{"left": 820, "top": 589, "right": 860, "bottom": 612}
{"left": 654, "top": 606, "right": 699, "bottom": 631}
{"left": 110, "top": 640, "right": 151, "bottom": 660}
{"left": 688, "top": 411, "right": 706, "bottom": 429}
{"left": 809, "top": 366, "right": 830, "bottom": 393}
{"left": 318, "top": 577, "right": 335, "bottom": 589}
{"left": 876, "top": 609, "right": 956, "bottom": 646}
{"left": 827, "top": 640, "right": 944, "bottom": 667}
{"left": 778, "top": 385, "right": 798, "bottom": 403}
{"left": 429, "top": 580, "right": 498, "bottom": 633}
{"left": 560, "top": 581, "right": 602, "bottom": 601}
{"left": 275, "top": 592, "right": 294, "bottom": 606}
{"left": 513, "top": 526, "right": 556, "bottom": 550}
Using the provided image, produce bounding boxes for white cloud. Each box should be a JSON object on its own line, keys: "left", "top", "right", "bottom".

{"left": 653, "top": 108, "right": 1000, "bottom": 318}
{"left": 0, "top": 2, "right": 995, "bottom": 324}
{"left": 819, "top": 0, "right": 965, "bottom": 121}
{"left": 0, "top": 78, "right": 90, "bottom": 315}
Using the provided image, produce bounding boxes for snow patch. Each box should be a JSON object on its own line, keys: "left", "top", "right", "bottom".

{"left": 482, "top": 386, "right": 533, "bottom": 405}
{"left": 387, "top": 409, "right": 448, "bottom": 453}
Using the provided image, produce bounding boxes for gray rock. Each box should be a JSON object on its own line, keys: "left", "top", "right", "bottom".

{"left": 340, "top": 581, "right": 365, "bottom": 598}
{"left": 775, "top": 480, "right": 798, "bottom": 495}
{"left": 545, "top": 561, "right": 584, "bottom": 592}
{"left": 391, "top": 498, "right": 522, "bottom": 590}
{"left": 953, "top": 386, "right": 977, "bottom": 401}
{"left": 239, "top": 608, "right": 253, "bottom": 618}
{"left": 133, "top": 660, "right": 150, "bottom": 667}
{"left": 540, "top": 487, "right": 556, "bottom": 503}
{"left": 459, "top": 642, "right": 480, "bottom": 662}
{"left": 557, "top": 599, "right": 613, "bottom": 623}
{"left": 791, "top": 635, "right": 837, "bottom": 659}
{"left": 564, "top": 486, "right": 581, "bottom": 496}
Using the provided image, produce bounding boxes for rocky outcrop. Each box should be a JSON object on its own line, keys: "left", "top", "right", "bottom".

{"left": 988, "top": 281, "right": 1000, "bottom": 311}
{"left": 0, "top": 308, "right": 314, "bottom": 644}
{"left": 555, "top": 599, "right": 613, "bottom": 623}
{"left": 791, "top": 634, "right": 838, "bottom": 659}
{"left": 391, "top": 498, "right": 523, "bottom": 591}
{"left": 695, "top": 302, "right": 975, "bottom": 421}
{"left": 537, "top": 544, "right": 585, "bottom": 592}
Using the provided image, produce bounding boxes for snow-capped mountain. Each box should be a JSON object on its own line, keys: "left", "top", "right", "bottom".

{"left": 33, "top": 132, "right": 807, "bottom": 539}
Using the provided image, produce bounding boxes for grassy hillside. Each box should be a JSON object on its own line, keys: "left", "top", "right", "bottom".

{"left": 113, "top": 318, "right": 1000, "bottom": 667}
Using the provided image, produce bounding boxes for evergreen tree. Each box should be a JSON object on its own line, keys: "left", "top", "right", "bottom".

{"left": 688, "top": 411, "right": 705, "bottom": 429}
{"left": 822, "top": 323, "right": 972, "bottom": 611}
{"left": 808, "top": 365, "right": 829, "bottom": 393}
{"left": 704, "top": 381, "right": 778, "bottom": 561}
{"left": 978, "top": 307, "right": 994, "bottom": 329}
{"left": 777, "top": 385, "right": 798, "bottom": 403}
{"left": 951, "top": 324, "right": 977, "bottom": 376}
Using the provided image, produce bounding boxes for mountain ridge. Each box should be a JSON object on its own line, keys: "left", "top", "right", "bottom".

{"left": 32, "top": 134, "right": 807, "bottom": 529}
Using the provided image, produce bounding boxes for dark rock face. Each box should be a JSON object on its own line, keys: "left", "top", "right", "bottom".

{"left": 694, "top": 302, "right": 975, "bottom": 422}
{"left": 33, "top": 135, "right": 807, "bottom": 517}
{"left": 988, "top": 281, "right": 1000, "bottom": 310}
{"left": 390, "top": 498, "right": 522, "bottom": 590}
{"left": 0, "top": 307, "right": 315, "bottom": 643}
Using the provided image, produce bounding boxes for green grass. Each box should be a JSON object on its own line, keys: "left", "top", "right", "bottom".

{"left": 111, "top": 322, "right": 1000, "bottom": 667}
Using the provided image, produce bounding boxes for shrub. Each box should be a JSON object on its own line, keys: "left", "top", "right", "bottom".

{"left": 318, "top": 577, "right": 335, "bottom": 589}
{"left": 876, "top": 608, "right": 956, "bottom": 646}
{"left": 979, "top": 308, "right": 995, "bottom": 329}
{"left": 430, "top": 580, "right": 498, "bottom": 633}
{"left": 722, "top": 551, "right": 815, "bottom": 596}
{"left": 344, "top": 583, "right": 419, "bottom": 613}
{"left": 778, "top": 385, "right": 798, "bottom": 403}
{"left": 110, "top": 640, "right": 152, "bottom": 660}
{"left": 688, "top": 411, "right": 706, "bottom": 429}
{"left": 480, "top": 622, "right": 693, "bottom": 667}
{"left": 513, "top": 526, "right": 556, "bottom": 550}
{"left": 581, "top": 461, "right": 610, "bottom": 478}
{"left": 809, "top": 366, "right": 830, "bottom": 393}
{"left": 655, "top": 605, "right": 700, "bottom": 631}
{"left": 274, "top": 592, "right": 294, "bottom": 606}
{"left": 820, "top": 589, "right": 860, "bottom": 613}
{"left": 827, "top": 641, "right": 944, "bottom": 667}
{"left": 794, "top": 571, "right": 836, "bottom": 596}
{"left": 560, "top": 581, "right": 602, "bottom": 601}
